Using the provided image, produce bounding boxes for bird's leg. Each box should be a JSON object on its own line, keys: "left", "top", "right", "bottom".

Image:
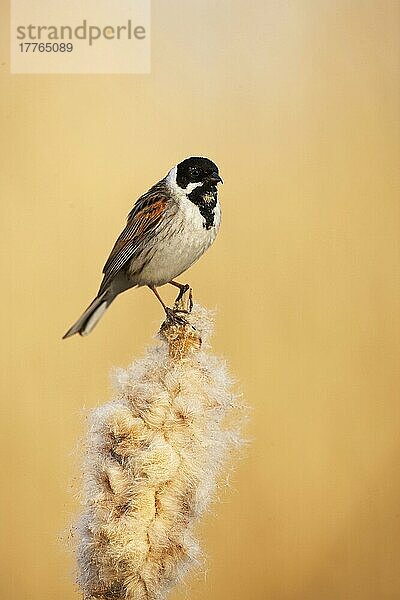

{"left": 148, "top": 286, "right": 187, "bottom": 325}
{"left": 169, "top": 280, "right": 193, "bottom": 312}
{"left": 149, "top": 285, "right": 167, "bottom": 310}
{"left": 169, "top": 280, "right": 190, "bottom": 304}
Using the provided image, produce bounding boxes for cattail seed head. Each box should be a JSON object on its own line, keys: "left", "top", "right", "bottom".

{"left": 76, "top": 304, "right": 245, "bottom": 600}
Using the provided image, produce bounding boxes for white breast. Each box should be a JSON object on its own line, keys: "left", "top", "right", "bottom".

{"left": 133, "top": 168, "right": 221, "bottom": 287}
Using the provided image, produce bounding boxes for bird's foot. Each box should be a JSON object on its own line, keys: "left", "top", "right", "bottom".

{"left": 160, "top": 301, "right": 201, "bottom": 359}
{"left": 173, "top": 285, "right": 193, "bottom": 313}
{"left": 164, "top": 306, "right": 188, "bottom": 326}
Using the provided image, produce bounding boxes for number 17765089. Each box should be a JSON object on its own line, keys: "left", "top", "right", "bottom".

{"left": 19, "top": 42, "right": 73, "bottom": 52}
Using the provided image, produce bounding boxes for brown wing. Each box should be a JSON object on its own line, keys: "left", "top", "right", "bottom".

{"left": 98, "top": 183, "right": 171, "bottom": 294}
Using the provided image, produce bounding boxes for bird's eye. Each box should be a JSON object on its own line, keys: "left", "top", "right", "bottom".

{"left": 189, "top": 166, "right": 201, "bottom": 179}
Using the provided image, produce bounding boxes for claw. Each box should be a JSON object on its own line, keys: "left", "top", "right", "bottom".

{"left": 164, "top": 307, "right": 188, "bottom": 326}
{"left": 188, "top": 288, "right": 193, "bottom": 312}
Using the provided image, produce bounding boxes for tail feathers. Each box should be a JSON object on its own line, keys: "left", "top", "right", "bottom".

{"left": 63, "top": 291, "right": 112, "bottom": 339}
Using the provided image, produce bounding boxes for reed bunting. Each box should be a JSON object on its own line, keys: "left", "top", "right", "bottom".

{"left": 63, "top": 156, "right": 223, "bottom": 338}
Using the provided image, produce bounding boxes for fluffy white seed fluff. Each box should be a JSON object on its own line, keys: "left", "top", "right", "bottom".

{"left": 75, "top": 304, "right": 245, "bottom": 600}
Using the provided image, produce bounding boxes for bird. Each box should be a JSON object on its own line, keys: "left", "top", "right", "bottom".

{"left": 63, "top": 156, "right": 223, "bottom": 338}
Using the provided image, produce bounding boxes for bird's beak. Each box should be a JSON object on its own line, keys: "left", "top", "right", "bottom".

{"left": 208, "top": 173, "right": 223, "bottom": 184}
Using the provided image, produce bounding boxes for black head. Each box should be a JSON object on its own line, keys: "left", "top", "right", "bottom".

{"left": 176, "top": 157, "right": 223, "bottom": 191}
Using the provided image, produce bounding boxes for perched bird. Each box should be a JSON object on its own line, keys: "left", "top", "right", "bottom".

{"left": 63, "top": 156, "right": 223, "bottom": 338}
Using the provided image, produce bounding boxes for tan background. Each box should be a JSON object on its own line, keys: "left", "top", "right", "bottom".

{"left": 1, "top": 1, "right": 399, "bottom": 598}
